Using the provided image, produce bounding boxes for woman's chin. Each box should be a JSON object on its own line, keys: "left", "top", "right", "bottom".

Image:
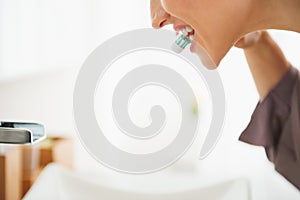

{"left": 190, "top": 41, "right": 218, "bottom": 70}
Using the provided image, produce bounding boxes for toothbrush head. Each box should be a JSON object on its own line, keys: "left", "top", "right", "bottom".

{"left": 171, "top": 34, "right": 192, "bottom": 54}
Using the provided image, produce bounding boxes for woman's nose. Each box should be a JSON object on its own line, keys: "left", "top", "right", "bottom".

{"left": 151, "top": 10, "right": 170, "bottom": 29}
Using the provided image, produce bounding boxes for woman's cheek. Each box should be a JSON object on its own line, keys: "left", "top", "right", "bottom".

{"left": 161, "top": 0, "right": 195, "bottom": 21}
{"left": 159, "top": 0, "right": 171, "bottom": 12}
{"left": 160, "top": 0, "right": 181, "bottom": 15}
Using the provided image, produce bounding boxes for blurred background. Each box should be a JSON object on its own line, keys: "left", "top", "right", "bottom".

{"left": 0, "top": 0, "right": 300, "bottom": 199}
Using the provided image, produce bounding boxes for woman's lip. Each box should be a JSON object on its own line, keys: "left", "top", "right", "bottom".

{"left": 190, "top": 40, "right": 196, "bottom": 52}
{"left": 173, "top": 24, "right": 188, "bottom": 31}
{"left": 189, "top": 32, "right": 197, "bottom": 52}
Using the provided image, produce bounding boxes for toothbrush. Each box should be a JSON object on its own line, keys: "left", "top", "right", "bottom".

{"left": 171, "top": 26, "right": 194, "bottom": 53}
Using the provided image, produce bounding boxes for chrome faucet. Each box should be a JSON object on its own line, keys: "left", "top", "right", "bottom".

{"left": 0, "top": 121, "right": 45, "bottom": 144}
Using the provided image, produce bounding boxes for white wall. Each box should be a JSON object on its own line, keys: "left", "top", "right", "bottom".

{"left": 0, "top": 0, "right": 151, "bottom": 179}
{"left": 0, "top": 0, "right": 150, "bottom": 80}
{"left": 0, "top": 1, "right": 300, "bottom": 198}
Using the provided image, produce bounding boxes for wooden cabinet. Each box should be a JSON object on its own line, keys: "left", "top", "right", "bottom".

{"left": 39, "top": 137, "right": 73, "bottom": 169}
{"left": 0, "top": 137, "right": 73, "bottom": 200}
{"left": 0, "top": 147, "right": 22, "bottom": 200}
{"left": 22, "top": 137, "right": 73, "bottom": 197}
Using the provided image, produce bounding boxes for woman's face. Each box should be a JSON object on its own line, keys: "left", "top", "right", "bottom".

{"left": 150, "top": 0, "right": 253, "bottom": 69}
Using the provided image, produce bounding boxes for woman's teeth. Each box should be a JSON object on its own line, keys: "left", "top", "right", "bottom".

{"left": 179, "top": 26, "right": 194, "bottom": 40}
{"left": 185, "top": 26, "right": 193, "bottom": 33}
{"left": 182, "top": 29, "right": 188, "bottom": 36}
{"left": 171, "top": 26, "right": 195, "bottom": 54}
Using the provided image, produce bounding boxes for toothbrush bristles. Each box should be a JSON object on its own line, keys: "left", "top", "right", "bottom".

{"left": 176, "top": 34, "right": 191, "bottom": 49}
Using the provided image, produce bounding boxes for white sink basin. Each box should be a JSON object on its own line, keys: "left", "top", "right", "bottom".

{"left": 24, "top": 164, "right": 250, "bottom": 200}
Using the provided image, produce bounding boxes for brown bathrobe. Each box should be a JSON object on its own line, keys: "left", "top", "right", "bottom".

{"left": 239, "top": 66, "right": 300, "bottom": 190}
